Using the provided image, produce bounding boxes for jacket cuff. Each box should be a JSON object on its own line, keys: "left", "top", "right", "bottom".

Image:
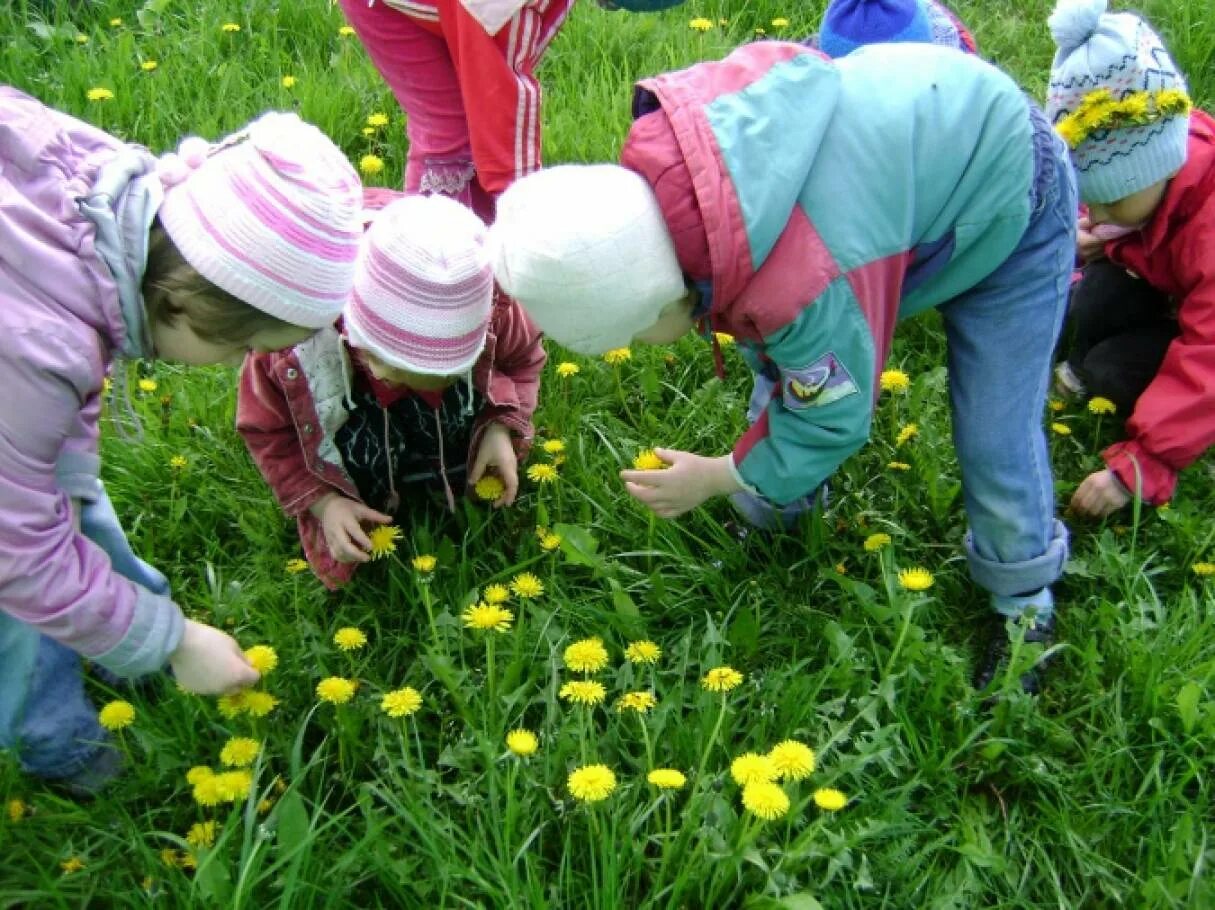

{"left": 91, "top": 586, "right": 185, "bottom": 678}
{"left": 1103, "top": 440, "right": 1176, "bottom": 505}
{"left": 726, "top": 453, "right": 760, "bottom": 497}
{"left": 55, "top": 451, "right": 102, "bottom": 501}
{"left": 283, "top": 483, "right": 334, "bottom": 518}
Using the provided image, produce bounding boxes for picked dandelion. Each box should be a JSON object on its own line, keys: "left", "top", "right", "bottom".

{"left": 474, "top": 474, "right": 506, "bottom": 501}
{"left": 367, "top": 524, "right": 401, "bottom": 560}
{"left": 633, "top": 449, "right": 667, "bottom": 471}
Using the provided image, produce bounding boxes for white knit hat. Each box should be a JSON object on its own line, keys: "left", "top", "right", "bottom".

{"left": 489, "top": 164, "right": 686, "bottom": 355}
{"left": 345, "top": 194, "right": 494, "bottom": 376}
{"left": 157, "top": 111, "right": 364, "bottom": 329}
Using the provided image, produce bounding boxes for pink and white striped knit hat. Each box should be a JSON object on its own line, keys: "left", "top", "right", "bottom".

{"left": 345, "top": 194, "right": 494, "bottom": 376}
{"left": 157, "top": 111, "right": 363, "bottom": 329}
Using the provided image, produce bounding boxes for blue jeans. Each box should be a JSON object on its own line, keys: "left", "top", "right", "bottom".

{"left": 939, "top": 107, "right": 1077, "bottom": 621}
{"left": 0, "top": 484, "right": 168, "bottom": 781}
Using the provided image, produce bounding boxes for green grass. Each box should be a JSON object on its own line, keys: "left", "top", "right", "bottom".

{"left": 2, "top": 0, "right": 1214, "bottom": 906}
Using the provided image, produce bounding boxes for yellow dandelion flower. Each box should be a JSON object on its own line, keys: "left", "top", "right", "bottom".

{"left": 603, "top": 347, "right": 632, "bottom": 366}
{"left": 316, "top": 676, "right": 357, "bottom": 704}
{"left": 137, "top": 377, "right": 157, "bottom": 393}
{"left": 412, "top": 554, "right": 437, "bottom": 573}
{"left": 483, "top": 583, "right": 510, "bottom": 604}
{"left": 863, "top": 532, "right": 891, "bottom": 552}
{"left": 192, "top": 774, "right": 225, "bottom": 807}
{"left": 221, "top": 22, "right": 241, "bottom": 33}
{"left": 542, "top": 439, "right": 566, "bottom": 455}
{"left": 1051, "top": 422, "right": 1072, "bottom": 436}
{"left": 381, "top": 687, "right": 423, "bottom": 718}
{"left": 242, "top": 691, "right": 278, "bottom": 718}
{"left": 556, "top": 361, "right": 580, "bottom": 378}
{"left": 1087, "top": 397, "right": 1116, "bottom": 415}
{"left": 281, "top": 75, "right": 296, "bottom": 88}
{"left": 219, "top": 737, "right": 261, "bottom": 769}
{"left": 110, "top": 18, "right": 123, "bottom": 27}
{"left": 731, "top": 752, "right": 778, "bottom": 786}
{"left": 742, "top": 780, "right": 790, "bottom": 820}
{"left": 244, "top": 644, "right": 278, "bottom": 673}
{"left": 361, "top": 126, "right": 376, "bottom": 137}
{"left": 285, "top": 558, "right": 309, "bottom": 575}
{"left": 474, "top": 474, "right": 506, "bottom": 501}
{"left": 75, "top": 34, "right": 89, "bottom": 44}
{"left": 898, "top": 567, "right": 935, "bottom": 591}
{"left": 86, "top": 86, "right": 115, "bottom": 103}
{"left": 506, "top": 728, "right": 539, "bottom": 756}
{"left": 179, "top": 851, "right": 198, "bottom": 870}
{"left": 339, "top": 25, "right": 356, "bottom": 37}
{"left": 714, "top": 332, "right": 735, "bottom": 347}
{"left": 169, "top": 454, "right": 187, "bottom": 470}
{"left": 359, "top": 154, "right": 385, "bottom": 176}
{"left": 527, "top": 462, "right": 559, "bottom": 484}
{"left": 367, "top": 524, "right": 401, "bottom": 560}
{"left": 568, "top": 764, "right": 616, "bottom": 802}
{"left": 647, "top": 769, "right": 686, "bottom": 789}
{"left": 835, "top": 562, "right": 847, "bottom": 574}
{"left": 185, "top": 821, "right": 217, "bottom": 849}
{"left": 625, "top": 640, "right": 661, "bottom": 664}
{"left": 880, "top": 369, "right": 910, "bottom": 393}
{"left": 536, "top": 532, "right": 560, "bottom": 552}
{"left": 768, "top": 740, "right": 816, "bottom": 781}
{"left": 813, "top": 787, "right": 848, "bottom": 811}
{"left": 61, "top": 856, "right": 86, "bottom": 875}
{"left": 1049, "top": 398, "right": 1066, "bottom": 412}
{"left": 97, "top": 699, "right": 135, "bottom": 731}
{"left": 632, "top": 449, "right": 667, "bottom": 471}
{"left": 462, "top": 602, "right": 514, "bottom": 632}
{"left": 1192, "top": 562, "right": 1215, "bottom": 578}
{"left": 701, "top": 666, "right": 744, "bottom": 693}
{"left": 689, "top": 17, "right": 713, "bottom": 32}
{"left": 771, "top": 17, "right": 790, "bottom": 28}
{"left": 887, "top": 461, "right": 911, "bottom": 471}
{"left": 185, "top": 766, "right": 213, "bottom": 786}
{"left": 510, "top": 572, "right": 544, "bottom": 599}
{"left": 257, "top": 797, "right": 275, "bottom": 814}
{"left": 559, "top": 680, "right": 607, "bottom": 706}
{"left": 564, "top": 637, "right": 609, "bottom": 673}
{"left": 367, "top": 112, "right": 389, "bottom": 127}
{"left": 141, "top": 60, "right": 158, "bottom": 72}
{"left": 896, "top": 423, "right": 918, "bottom": 446}
{"left": 333, "top": 627, "right": 367, "bottom": 651}
{"left": 754, "top": 26, "right": 767, "bottom": 35}
{"left": 216, "top": 770, "right": 253, "bottom": 803}
{"left": 217, "top": 691, "right": 246, "bottom": 718}
{"left": 616, "top": 691, "right": 657, "bottom": 713}
{"left": 7, "top": 799, "right": 27, "bottom": 823}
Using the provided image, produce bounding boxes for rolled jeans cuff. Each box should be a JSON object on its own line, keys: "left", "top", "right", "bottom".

{"left": 964, "top": 519, "right": 1069, "bottom": 597}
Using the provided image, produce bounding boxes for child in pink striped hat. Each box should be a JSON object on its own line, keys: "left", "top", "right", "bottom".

{"left": 0, "top": 87, "right": 363, "bottom": 793}
{"left": 238, "top": 190, "right": 545, "bottom": 588}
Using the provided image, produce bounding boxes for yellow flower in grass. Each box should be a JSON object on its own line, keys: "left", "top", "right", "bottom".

{"left": 281, "top": 75, "right": 297, "bottom": 88}
{"left": 1192, "top": 562, "right": 1215, "bottom": 578}
{"left": 186, "top": 766, "right": 214, "bottom": 786}
{"left": 474, "top": 474, "right": 506, "bottom": 501}
{"left": 86, "top": 86, "right": 115, "bottom": 103}
{"left": 603, "top": 347, "right": 631, "bottom": 366}
{"left": 483, "top": 583, "right": 510, "bottom": 604}
{"left": 754, "top": 27, "right": 766, "bottom": 36}
{"left": 701, "top": 666, "right": 744, "bottom": 693}
{"left": 688, "top": 17, "right": 713, "bottom": 31}
{"left": 1051, "top": 422, "right": 1072, "bottom": 436}
{"left": 540, "top": 532, "right": 562, "bottom": 551}
{"left": 556, "top": 361, "right": 580, "bottom": 378}
{"left": 863, "top": 532, "right": 891, "bottom": 552}
{"left": 896, "top": 423, "right": 918, "bottom": 446}
{"left": 141, "top": 60, "right": 158, "bottom": 72}
{"left": 381, "top": 687, "right": 423, "bottom": 718}
{"left": 813, "top": 787, "right": 848, "bottom": 811}
{"left": 221, "top": 22, "right": 241, "bottom": 33}
{"left": 559, "top": 680, "right": 606, "bottom": 706}
{"left": 242, "top": 691, "right": 278, "bottom": 718}
{"left": 216, "top": 770, "right": 253, "bottom": 803}
{"left": 316, "top": 676, "right": 357, "bottom": 704}
{"left": 367, "top": 524, "right": 401, "bottom": 560}
{"left": 510, "top": 572, "right": 544, "bottom": 599}
{"left": 367, "top": 112, "right": 389, "bottom": 127}
{"left": 506, "top": 729, "right": 539, "bottom": 756}
{"left": 542, "top": 439, "right": 565, "bottom": 455}
{"left": 61, "top": 856, "right": 86, "bottom": 875}
{"left": 191, "top": 774, "right": 225, "bottom": 807}
{"left": 361, "top": 126, "right": 376, "bottom": 137}
{"left": 880, "top": 369, "right": 910, "bottom": 393}
{"left": 1049, "top": 398, "right": 1066, "bottom": 412}
{"left": 412, "top": 554, "right": 437, "bottom": 573}
{"left": 285, "top": 558, "right": 309, "bottom": 574}
{"left": 731, "top": 752, "right": 778, "bottom": 786}
{"left": 625, "top": 639, "right": 661, "bottom": 665}
{"left": 771, "top": 17, "right": 790, "bottom": 28}
{"left": 887, "top": 461, "right": 911, "bottom": 471}
{"left": 109, "top": 17, "right": 122, "bottom": 26}
{"left": 359, "top": 154, "right": 385, "bottom": 176}
{"left": 568, "top": 764, "right": 616, "bottom": 802}
{"left": 616, "top": 691, "right": 657, "bottom": 713}
{"left": 898, "top": 567, "right": 934, "bottom": 592}
{"left": 462, "top": 602, "right": 514, "bottom": 632}
{"left": 169, "top": 455, "right": 187, "bottom": 470}
{"left": 339, "top": 25, "right": 356, "bottom": 37}
{"left": 179, "top": 851, "right": 198, "bottom": 870}
{"left": 7, "top": 799, "right": 27, "bottom": 823}
{"left": 647, "top": 769, "right": 686, "bottom": 790}
{"left": 137, "top": 377, "right": 157, "bottom": 393}
{"left": 219, "top": 737, "right": 261, "bottom": 768}
{"left": 742, "top": 781, "right": 789, "bottom": 820}
{"left": 714, "top": 332, "right": 735, "bottom": 347}
{"left": 632, "top": 449, "right": 667, "bottom": 471}
{"left": 564, "top": 637, "right": 609, "bottom": 673}
{"left": 527, "top": 462, "right": 558, "bottom": 484}
{"left": 186, "top": 821, "right": 217, "bottom": 849}
{"left": 160, "top": 847, "right": 185, "bottom": 868}
{"left": 98, "top": 699, "right": 135, "bottom": 731}
{"left": 244, "top": 645, "right": 278, "bottom": 674}
{"left": 75, "top": 33, "right": 89, "bottom": 44}
{"left": 334, "top": 627, "right": 368, "bottom": 651}
{"left": 769, "top": 740, "right": 816, "bottom": 781}
{"left": 1087, "top": 396, "right": 1117, "bottom": 415}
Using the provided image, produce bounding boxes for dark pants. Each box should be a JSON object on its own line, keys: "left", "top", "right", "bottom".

{"left": 1064, "top": 260, "right": 1178, "bottom": 419}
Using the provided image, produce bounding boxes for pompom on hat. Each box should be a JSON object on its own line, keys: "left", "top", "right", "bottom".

{"left": 345, "top": 194, "right": 494, "bottom": 376}
{"left": 488, "top": 164, "right": 686, "bottom": 356}
{"left": 1046, "top": 0, "right": 1191, "bottom": 204}
{"left": 157, "top": 111, "right": 363, "bottom": 329}
{"left": 818, "top": 0, "right": 974, "bottom": 59}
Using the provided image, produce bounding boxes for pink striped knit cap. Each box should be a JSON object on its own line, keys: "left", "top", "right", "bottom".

{"left": 157, "top": 111, "right": 363, "bottom": 329}
{"left": 345, "top": 194, "right": 494, "bottom": 376}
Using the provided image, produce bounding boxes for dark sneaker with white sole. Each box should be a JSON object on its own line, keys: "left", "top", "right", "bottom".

{"left": 973, "top": 615, "right": 1057, "bottom": 696}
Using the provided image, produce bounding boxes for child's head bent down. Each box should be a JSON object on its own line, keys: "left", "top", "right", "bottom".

{"left": 490, "top": 164, "right": 693, "bottom": 354}
{"left": 344, "top": 194, "right": 495, "bottom": 388}
{"left": 145, "top": 112, "right": 363, "bottom": 366}
{"left": 1047, "top": 0, "right": 1192, "bottom": 225}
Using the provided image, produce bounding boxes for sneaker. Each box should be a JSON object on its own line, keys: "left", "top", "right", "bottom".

{"left": 1053, "top": 362, "right": 1087, "bottom": 402}
{"left": 973, "top": 615, "right": 1057, "bottom": 696}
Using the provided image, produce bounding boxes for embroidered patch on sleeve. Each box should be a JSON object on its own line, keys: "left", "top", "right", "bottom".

{"left": 781, "top": 354, "right": 859, "bottom": 410}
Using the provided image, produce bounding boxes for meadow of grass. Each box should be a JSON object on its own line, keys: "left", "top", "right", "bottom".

{"left": 1, "top": 0, "right": 1213, "bottom": 906}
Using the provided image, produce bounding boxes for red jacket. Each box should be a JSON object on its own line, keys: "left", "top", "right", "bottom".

{"left": 236, "top": 294, "right": 544, "bottom": 588}
{"left": 1102, "top": 110, "right": 1215, "bottom": 504}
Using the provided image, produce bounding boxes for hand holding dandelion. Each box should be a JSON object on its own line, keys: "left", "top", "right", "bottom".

{"left": 468, "top": 422, "right": 519, "bottom": 507}
{"left": 1070, "top": 468, "right": 1132, "bottom": 519}
{"left": 620, "top": 449, "right": 742, "bottom": 518}
{"left": 170, "top": 619, "right": 259, "bottom": 695}
{"left": 310, "top": 493, "right": 393, "bottom": 563}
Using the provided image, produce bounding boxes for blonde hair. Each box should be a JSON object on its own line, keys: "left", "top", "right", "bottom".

{"left": 141, "top": 220, "right": 295, "bottom": 345}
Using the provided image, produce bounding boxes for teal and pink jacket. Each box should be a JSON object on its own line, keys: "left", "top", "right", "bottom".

{"left": 621, "top": 42, "right": 1036, "bottom": 505}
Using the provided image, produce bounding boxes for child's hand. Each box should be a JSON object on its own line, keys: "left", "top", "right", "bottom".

{"left": 620, "top": 449, "right": 742, "bottom": 518}
{"left": 469, "top": 422, "right": 519, "bottom": 507}
{"left": 1069, "top": 468, "right": 1132, "bottom": 519}
{"left": 311, "top": 493, "right": 393, "bottom": 563}
{"left": 1076, "top": 216, "right": 1106, "bottom": 262}
{"left": 169, "top": 619, "right": 260, "bottom": 695}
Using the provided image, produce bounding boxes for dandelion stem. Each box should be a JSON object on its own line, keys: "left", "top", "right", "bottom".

{"left": 637, "top": 713, "right": 654, "bottom": 768}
